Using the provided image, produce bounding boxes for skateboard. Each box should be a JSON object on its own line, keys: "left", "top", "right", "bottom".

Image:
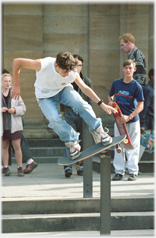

{"left": 112, "top": 102, "right": 134, "bottom": 150}
{"left": 140, "top": 131, "right": 154, "bottom": 150}
{"left": 58, "top": 134, "right": 126, "bottom": 166}
{"left": 139, "top": 131, "right": 154, "bottom": 161}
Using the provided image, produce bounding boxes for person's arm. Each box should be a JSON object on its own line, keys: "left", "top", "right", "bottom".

{"left": 74, "top": 74, "right": 117, "bottom": 115}
{"left": 11, "top": 58, "right": 41, "bottom": 100}
{"left": 107, "top": 95, "right": 114, "bottom": 106}
{"left": 120, "top": 101, "right": 144, "bottom": 123}
{"left": 140, "top": 87, "right": 151, "bottom": 132}
{"left": 8, "top": 96, "right": 26, "bottom": 116}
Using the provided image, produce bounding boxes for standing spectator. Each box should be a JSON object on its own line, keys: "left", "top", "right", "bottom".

{"left": 61, "top": 54, "right": 92, "bottom": 177}
{"left": 119, "top": 33, "right": 146, "bottom": 87}
{"left": 2, "top": 69, "right": 38, "bottom": 174}
{"left": 139, "top": 69, "right": 154, "bottom": 160}
{"left": 2, "top": 73, "right": 26, "bottom": 176}
{"left": 140, "top": 69, "right": 154, "bottom": 134}
{"left": 108, "top": 59, "right": 144, "bottom": 181}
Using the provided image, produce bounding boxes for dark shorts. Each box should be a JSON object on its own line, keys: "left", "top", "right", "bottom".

{"left": 2, "top": 130, "right": 22, "bottom": 140}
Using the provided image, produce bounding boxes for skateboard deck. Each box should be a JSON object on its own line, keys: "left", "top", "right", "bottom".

{"left": 112, "top": 102, "right": 134, "bottom": 149}
{"left": 58, "top": 134, "right": 126, "bottom": 166}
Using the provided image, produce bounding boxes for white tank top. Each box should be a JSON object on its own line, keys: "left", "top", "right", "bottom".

{"left": 34, "top": 57, "right": 77, "bottom": 99}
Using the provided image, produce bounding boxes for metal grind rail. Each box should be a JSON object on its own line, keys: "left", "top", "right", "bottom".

{"left": 83, "top": 121, "right": 111, "bottom": 235}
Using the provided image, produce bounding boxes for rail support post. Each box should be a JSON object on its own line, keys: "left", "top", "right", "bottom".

{"left": 83, "top": 121, "right": 93, "bottom": 198}
{"left": 100, "top": 155, "right": 111, "bottom": 235}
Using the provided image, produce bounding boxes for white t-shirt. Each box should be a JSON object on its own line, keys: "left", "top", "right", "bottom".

{"left": 34, "top": 57, "right": 78, "bottom": 99}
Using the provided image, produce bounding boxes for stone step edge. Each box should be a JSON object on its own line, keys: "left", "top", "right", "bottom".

{"left": 2, "top": 196, "right": 154, "bottom": 202}
{"left": 2, "top": 211, "right": 154, "bottom": 220}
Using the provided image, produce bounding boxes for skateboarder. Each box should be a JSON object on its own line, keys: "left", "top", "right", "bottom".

{"left": 108, "top": 59, "right": 144, "bottom": 181}
{"left": 11, "top": 52, "right": 117, "bottom": 160}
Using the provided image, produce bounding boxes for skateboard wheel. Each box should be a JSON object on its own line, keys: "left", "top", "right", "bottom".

{"left": 123, "top": 139, "right": 128, "bottom": 144}
{"left": 75, "top": 165, "right": 80, "bottom": 171}
{"left": 116, "top": 147, "right": 122, "bottom": 153}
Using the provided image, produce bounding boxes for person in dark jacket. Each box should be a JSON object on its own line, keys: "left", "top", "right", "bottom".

{"left": 119, "top": 33, "right": 146, "bottom": 87}
{"left": 140, "top": 68, "right": 154, "bottom": 133}
{"left": 60, "top": 54, "right": 92, "bottom": 177}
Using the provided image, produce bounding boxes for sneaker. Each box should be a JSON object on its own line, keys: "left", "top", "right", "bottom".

{"left": 3, "top": 167, "right": 11, "bottom": 176}
{"left": 18, "top": 167, "right": 24, "bottom": 177}
{"left": 65, "top": 141, "right": 81, "bottom": 160}
{"left": 23, "top": 161, "right": 38, "bottom": 174}
{"left": 92, "top": 126, "right": 112, "bottom": 145}
{"left": 112, "top": 173, "right": 123, "bottom": 181}
{"left": 128, "top": 174, "right": 137, "bottom": 181}
{"left": 65, "top": 169, "right": 72, "bottom": 178}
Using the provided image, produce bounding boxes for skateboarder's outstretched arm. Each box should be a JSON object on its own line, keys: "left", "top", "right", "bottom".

{"left": 11, "top": 58, "right": 41, "bottom": 100}
{"left": 75, "top": 74, "right": 117, "bottom": 115}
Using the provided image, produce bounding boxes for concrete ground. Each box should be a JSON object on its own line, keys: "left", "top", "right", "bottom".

{"left": 1, "top": 163, "right": 155, "bottom": 237}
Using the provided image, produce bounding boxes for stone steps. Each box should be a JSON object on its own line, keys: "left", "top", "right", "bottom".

{"left": 2, "top": 197, "right": 154, "bottom": 233}
{"left": 2, "top": 212, "right": 154, "bottom": 233}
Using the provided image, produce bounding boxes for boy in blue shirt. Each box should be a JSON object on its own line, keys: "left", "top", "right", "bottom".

{"left": 108, "top": 59, "right": 144, "bottom": 181}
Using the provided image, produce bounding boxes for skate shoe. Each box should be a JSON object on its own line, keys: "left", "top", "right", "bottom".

{"left": 92, "top": 125, "right": 112, "bottom": 145}
{"left": 65, "top": 141, "right": 81, "bottom": 160}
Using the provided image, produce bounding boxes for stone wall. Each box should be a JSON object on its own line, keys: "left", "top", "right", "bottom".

{"left": 3, "top": 3, "right": 154, "bottom": 129}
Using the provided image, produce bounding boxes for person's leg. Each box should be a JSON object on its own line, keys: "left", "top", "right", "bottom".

{"left": 59, "top": 87, "right": 112, "bottom": 145}
{"left": 12, "top": 139, "right": 24, "bottom": 176}
{"left": 2, "top": 140, "right": 9, "bottom": 166}
{"left": 2, "top": 140, "right": 11, "bottom": 176}
{"left": 10, "top": 135, "right": 38, "bottom": 174}
{"left": 12, "top": 139, "right": 22, "bottom": 167}
{"left": 112, "top": 123, "right": 126, "bottom": 180}
{"left": 20, "top": 134, "right": 33, "bottom": 162}
{"left": 76, "top": 114, "right": 83, "bottom": 176}
{"left": 38, "top": 94, "right": 81, "bottom": 160}
{"left": 20, "top": 134, "right": 38, "bottom": 174}
{"left": 126, "top": 121, "right": 140, "bottom": 180}
{"left": 38, "top": 96, "right": 79, "bottom": 143}
{"left": 59, "top": 87, "right": 101, "bottom": 133}
{"left": 63, "top": 110, "right": 77, "bottom": 177}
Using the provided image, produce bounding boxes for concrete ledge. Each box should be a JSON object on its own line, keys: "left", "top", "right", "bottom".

{"left": 2, "top": 212, "right": 154, "bottom": 233}
{"left": 2, "top": 197, "right": 154, "bottom": 215}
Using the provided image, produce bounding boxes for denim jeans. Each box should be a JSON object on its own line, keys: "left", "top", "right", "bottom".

{"left": 63, "top": 110, "right": 84, "bottom": 171}
{"left": 38, "top": 86, "right": 101, "bottom": 143}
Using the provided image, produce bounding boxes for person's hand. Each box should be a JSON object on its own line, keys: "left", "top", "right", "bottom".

{"left": 120, "top": 115, "right": 129, "bottom": 123}
{"left": 108, "top": 100, "right": 113, "bottom": 106}
{"left": 8, "top": 108, "right": 16, "bottom": 114}
{"left": 11, "top": 84, "right": 20, "bottom": 100}
{"left": 1, "top": 107, "right": 8, "bottom": 112}
{"left": 101, "top": 103, "right": 117, "bottom": 115}
{"left": 141, "top": 127, "right": 145, "bottom": 134}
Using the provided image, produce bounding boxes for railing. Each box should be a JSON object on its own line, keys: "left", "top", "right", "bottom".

{"left": 83, "top": 121, "right": 111, "bottom": 235}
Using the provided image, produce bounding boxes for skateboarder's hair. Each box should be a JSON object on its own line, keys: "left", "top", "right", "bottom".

{"left": 56, "top": 52, "right": 78, "bottom": 72}
{"left": 123, "top": 59, "right": 136, "bottom": 68}
{"left": 119, "top": 33, "right": 135, "bottom": 44}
